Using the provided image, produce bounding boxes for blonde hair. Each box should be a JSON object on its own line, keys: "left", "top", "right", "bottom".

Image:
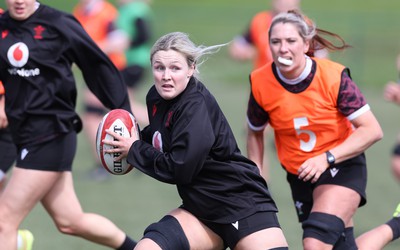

{"left": 150, "top": 32, "right": 227, "bottom": 75}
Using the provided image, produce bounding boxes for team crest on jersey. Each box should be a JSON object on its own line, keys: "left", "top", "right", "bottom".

{"left": 33, "top": 25, "right": 45, "bottom": 39}
{"left": 1, "top": 29, "right": 8, "bottom": 39}
{"left": 152, "top": 131, "right": 163, "bottom": 152}
{"left": 7, "top": 42, "right": 29, "bottom": 67}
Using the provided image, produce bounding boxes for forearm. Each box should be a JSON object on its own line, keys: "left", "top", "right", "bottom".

{"left": 329, "top": 112, "right": 383, "bottom": 164}
{"left": 246, "top": 128, "right": 265, "bottom": 171}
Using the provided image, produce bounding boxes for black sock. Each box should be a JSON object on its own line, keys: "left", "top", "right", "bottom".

{"left": 386, "top": 217, "right": 400, "bottom": 241}
{"left": 116, "top": 235, "right": 137, "bottom": 250}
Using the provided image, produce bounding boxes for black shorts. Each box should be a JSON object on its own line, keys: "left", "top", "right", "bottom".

{"left": 0, "top": 128, "right": 17, "bottom": 173}
{"left": 16, "top": 132, "right": 77, "bottom": 171}
{"left": 200, "top": 211, "right": 281, "bottom": 249}
{"left": 286, "top": 153, "right": 367, "bottom": 222}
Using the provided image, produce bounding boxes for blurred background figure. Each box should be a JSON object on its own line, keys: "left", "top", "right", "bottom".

{"left": 73, "top": 0, "right": 131, "bottom": 180}
{"left": 357, "top": 53, "right": 400, "bottom": 248}
{"left": 116, "top": 0, "right": 153, "bottom": 128}
{"left": 229, "top": 0, "right": 301, "bottom": 70}
{"left": 354, "top": 53, "right": 400, "bottom": 249}
{"left": 383, "top": 54, "right": 400, "bottom": 181}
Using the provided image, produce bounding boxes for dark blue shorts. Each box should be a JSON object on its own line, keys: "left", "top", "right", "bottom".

{"left": 16, "top": 132, "right": 77, "bottom": 171}
{"left": 286, "top": 153, "right": 367, "bottom": 222}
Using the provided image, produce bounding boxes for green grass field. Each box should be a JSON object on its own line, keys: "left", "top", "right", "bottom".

{"left": 1, "top": 0, "right": 400, "bottom": 249}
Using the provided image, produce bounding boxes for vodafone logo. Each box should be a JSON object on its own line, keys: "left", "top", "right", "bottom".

{"left": 7, "top": 42, "right": 29, "bottom": 67}
{"left": 7, "top": 42, "right": 40, "bottom": 77}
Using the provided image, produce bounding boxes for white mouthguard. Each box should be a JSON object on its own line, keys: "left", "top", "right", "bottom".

{"left": 278, "top": 57, "right": 293, "bottom": 66}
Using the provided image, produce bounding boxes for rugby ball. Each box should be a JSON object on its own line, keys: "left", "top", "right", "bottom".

{"left": 96, "top": 109, "right": 138, "bottom": 175}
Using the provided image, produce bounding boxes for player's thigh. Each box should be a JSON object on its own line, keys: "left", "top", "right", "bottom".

{"left": 0, "top": 167, "right": 61, "bottom": 226}
{"left": 41, "top": 171, "right": 84, "bottom": 223}
{"left": 312, "top": 184, "right": 360, "bottom": 225}
{"left": 169, "top": 208, "right": 224, "bottom": 250}
{"left": 234, "top": 227, "right": 288, "bottom": 250}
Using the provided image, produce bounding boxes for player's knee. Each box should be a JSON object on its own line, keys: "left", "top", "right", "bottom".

{"left": 302, "top": 212, "right": 345, "bottom": 246}
{"left": 333, "top": 227, "right": 357, "bottom": 250}
{"left": 55, "top": 220, "right": 77, "bottom": 235}
{"left": 53, "top": 215, "right": 84, "bottom": 236}
{"left": 142, "top": 215, "right": 190, "bottom": 250}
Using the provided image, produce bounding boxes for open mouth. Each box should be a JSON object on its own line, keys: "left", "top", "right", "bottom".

{"left": 278, "top": 57, "right": 293, "bottom": 66}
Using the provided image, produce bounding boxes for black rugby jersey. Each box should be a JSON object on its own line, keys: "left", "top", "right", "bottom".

{"left": 0, "top": 4, "right": 131, "bottom": 145}
{"left": 128, "top": 77, "right": 278, "bottom": 223}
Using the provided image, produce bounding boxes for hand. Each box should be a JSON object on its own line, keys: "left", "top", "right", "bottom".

{"left": 297, "top": 153, "right": 329, "bottom": 183}
{"left": 383, "top": 81, "right": 400, "bottom": 105}
{"left": 102, "top": 126, "right": 139, "bottom": 161}
{"left": 229, "top": 37, "right": 256, "bottom": 61}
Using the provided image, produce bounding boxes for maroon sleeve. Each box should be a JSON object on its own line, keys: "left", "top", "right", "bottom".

{"left": 337, "top": 69, "right": 367, "bottom": 117}
{"left": 246, "top": 91, "right": 269, "bottom": 128}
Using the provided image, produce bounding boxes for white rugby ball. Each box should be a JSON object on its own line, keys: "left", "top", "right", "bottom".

{"left": 96, "top": 109, "right": 138, "bottom": 175}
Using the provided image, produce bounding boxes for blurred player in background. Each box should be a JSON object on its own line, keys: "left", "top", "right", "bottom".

{"left": 229, "top": 0, "right": 301, "bottom": 70}
{"left": 73, "top": 0, "right": 130, "bottom": 180}
{"left": 116, "top": 0, "right": 153, "bottom": 128}
{"left": 383, "top": 54, "right": 400, "bottom": 181}
{"left": 0, "top": 1, "right": 136, "bottom": 249}
{"left": 355, "top": 54, "right": 400, "bottom": 249}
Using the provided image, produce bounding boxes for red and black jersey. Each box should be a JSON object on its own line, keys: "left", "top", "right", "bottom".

{"left": 0, "top": 4, "right": 131, "bottom": 145}
{"left": 128, "top": 77, "right": 278, "bottom": 223}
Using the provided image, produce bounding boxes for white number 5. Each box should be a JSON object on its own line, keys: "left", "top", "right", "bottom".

{"left": 293, "top": 117, "right": 316, "bottom": 152}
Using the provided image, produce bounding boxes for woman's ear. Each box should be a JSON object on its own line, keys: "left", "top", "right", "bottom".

{"left": 304, "top": 40, "right": 310, "bottom": 54}
{"left": 188, "top": 64, "right": 195, "bottom": 78}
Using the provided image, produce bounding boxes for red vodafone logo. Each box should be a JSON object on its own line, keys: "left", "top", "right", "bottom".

{"left": 7, "top": 42, "right": 29, "bottom": 67}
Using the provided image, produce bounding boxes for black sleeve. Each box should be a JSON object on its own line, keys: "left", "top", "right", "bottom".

{"left": 127, "top": 99, "right": 215, "bottom": 185}
{"left": 130, "top": 18, "right": 151, "bottom": 47}
{"left": 62, "top": 14, "right": 131, "bottom": 113}
{"left": 247, "top": 90, "right": 269, "bottom": 129}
